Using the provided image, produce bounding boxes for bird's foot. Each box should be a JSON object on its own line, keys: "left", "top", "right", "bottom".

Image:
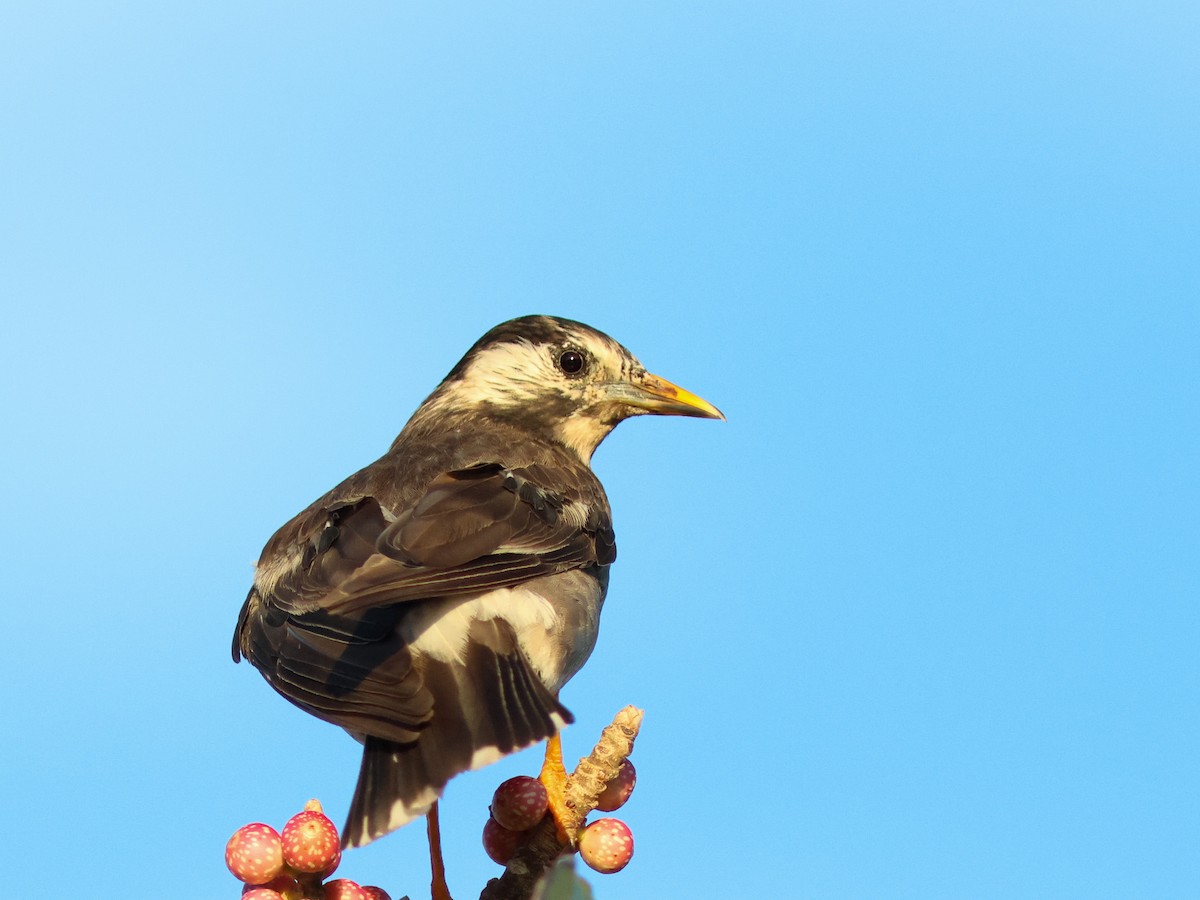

{"left": 538, "top": 732, "right": 576, "bottom": 846}
{"left": 427, "top": 801, "right": 454, "bottom": 900}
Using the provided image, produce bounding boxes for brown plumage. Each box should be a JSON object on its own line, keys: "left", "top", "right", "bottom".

{"left": 233, "top": 315, "right": 721, "bottom": 848}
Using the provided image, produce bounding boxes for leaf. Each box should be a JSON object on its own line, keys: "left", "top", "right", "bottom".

{"left": 531, "top": 857, "right": 594, "bottom": 900}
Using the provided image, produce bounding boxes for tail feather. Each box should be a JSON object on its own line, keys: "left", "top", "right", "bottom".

{"left": 341, "top": 622, "right": 572, "bottom": 847}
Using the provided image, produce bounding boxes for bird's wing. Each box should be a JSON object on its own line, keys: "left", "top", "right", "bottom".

{"left": 264, "top": 461, "right": 614, "bottom": 617}
{"left": 234, "top": 461, "right": 613, "bottom": 744}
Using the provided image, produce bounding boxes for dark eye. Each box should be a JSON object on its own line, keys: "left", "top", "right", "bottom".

{"left": 558, "top": 349, "right": 587, "bottom": 376}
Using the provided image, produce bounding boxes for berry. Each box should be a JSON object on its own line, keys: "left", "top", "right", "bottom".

{"left": 361, "top": 888, "right": 393, "bottom": 900}
{"left": 241, "top": 891, "right": 285, "bottom": 900}
{"left": 282, "top": 808, "right": 341, "bottom": 874}
{"left": 318, "top": 846, "right": 343, "bottom": 879}
{"left": 482, "top": 816, "right": 529, "bottom": 865}
{"left": 226, "top": 823, "right": 284, "bottom": 885}
{"left": 323, "top": 879, "right": 370, "bottom": 900}
{"left": 490, "top": 775, "right": 549, "bottom": 831}
{"left": 243, "top": 874, "right": 299, "bottom": 897}
{"left": 596, "top": 760, "right": 637, "bottom": 812}
{"left": 578, "top": 818, "right": 634, "bottom": 875}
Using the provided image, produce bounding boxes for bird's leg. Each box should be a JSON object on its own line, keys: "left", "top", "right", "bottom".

{"left": 538, "top": 732, "right": 575, "bottom": 845}
{"left": 426, "top": 801, "right": 453, "bottom": 900}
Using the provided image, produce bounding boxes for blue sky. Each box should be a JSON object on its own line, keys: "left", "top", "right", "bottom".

{"left": 3, "top": 3, "right": 1196, "bottom": 898}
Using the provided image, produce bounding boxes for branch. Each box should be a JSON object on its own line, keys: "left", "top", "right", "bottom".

{"left": 479, "top": 706, "right": 644, "bottom": 900}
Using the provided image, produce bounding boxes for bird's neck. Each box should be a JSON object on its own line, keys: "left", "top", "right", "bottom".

{"left": 395, "top": 403, "right": 606, "bottom": 468}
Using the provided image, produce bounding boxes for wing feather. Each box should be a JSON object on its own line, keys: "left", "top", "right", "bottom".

{"left": 263, "top": 463, "right": 611, "bottom": 618}
{"left": 234, "top": 459, "right": 613, "bottom": 744}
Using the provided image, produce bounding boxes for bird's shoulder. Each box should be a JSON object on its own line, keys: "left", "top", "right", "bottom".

{"left": 251, "top": 436, "right": 615, "bottom": 616}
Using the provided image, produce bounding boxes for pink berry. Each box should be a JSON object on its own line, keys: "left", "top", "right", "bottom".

{"left": 578, "top": 818, "right": 634, "bottom": 875}
{"left": 361, "top": 888, "right": 393, "bottom": 900}
{"left": 491, "top": 775, "right": 549, "bottom": 831}
{"left": 282, "top": 808, "right": 341, "bottom": 874}
{"left": 226, "top": 823, "right": 284, "bottom": 885}
{"left": 243, "top": 873, "right": 299, "bottom": 897}
{"left": 318, "top": 846, "right": 343, "bottom": 879}
{"left": 323, "top": 879, "right": 370, "bottom": 900}
{"left": 596, "top": 760, "right": 637, "bottom": 812}
{"left": 242, "top": 891, "right": 284, "bottom": 900}
{"left": 482, "top": 816, "right": 529, "bottom": 865}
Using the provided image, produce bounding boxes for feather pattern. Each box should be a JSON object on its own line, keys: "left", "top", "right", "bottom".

{"left": 232, "top": 315, "right": 717, "bottom": 848}
{"left": 234, "top": 427, "right": 615, "bottom": 844}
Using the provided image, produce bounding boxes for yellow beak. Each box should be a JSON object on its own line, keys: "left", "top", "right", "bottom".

{"left": 607, "top": 372, "right": 725, "bottom": 420}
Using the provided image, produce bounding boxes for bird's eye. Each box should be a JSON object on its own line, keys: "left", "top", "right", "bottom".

{"left": 558, "top": 349, "right": 587, "bottom": 376}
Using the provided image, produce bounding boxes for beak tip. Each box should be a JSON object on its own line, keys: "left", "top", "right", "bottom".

{"left": 693, "top": 403, "right": 726, "bottom": 422}
{"left": 637, "top": 372, "right": 724, "bottom": 421}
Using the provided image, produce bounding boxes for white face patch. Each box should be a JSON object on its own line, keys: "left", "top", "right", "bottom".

{"left": 441, "top": 339, "right": 558, "bottom": 411}
{"left": 412, "top": 324, "right": 647, "bottom": 461}
{"left": 556, "top": 411, "right": 617, "bottom": 463}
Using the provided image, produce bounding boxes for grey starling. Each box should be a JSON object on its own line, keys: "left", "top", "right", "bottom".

{"left": 233, "top": 315, "right": 722, "bottom": 852}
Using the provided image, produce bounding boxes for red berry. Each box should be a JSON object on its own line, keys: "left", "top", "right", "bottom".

{"left": 596, "top": 760, "right": 637, "bottom": 812}
{"left": 242, "top": 891, "right": 284, "bottom": 900}
{"left": 281, "top": 808, "right": 341, "bottom": 874}
{"left": 323, "top": 879, "right": 370, "bottom": 900}
{"left": 490, "top": 775, "right": 549, "bottom": 831}
{"left": 226, "top": 823, "right": 284, "bottom": 885}
{"left": 243, "top": 873, "right": 299, "bottom": 897}
{"left": 361, "top": 888, "right": 393, "bottom": 900}
{"left": 318, "top": 846, "right": 343, "bottom": 879}
{"left": 482, "top": 816, "right": 529, "bottom": 865}
{"left": 578, "top": 818, "right": 634, "bottom": 874}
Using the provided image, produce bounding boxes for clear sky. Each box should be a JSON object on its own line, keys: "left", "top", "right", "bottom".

{"left": 3, "top": 3, "right": 1196, "bottom": 898}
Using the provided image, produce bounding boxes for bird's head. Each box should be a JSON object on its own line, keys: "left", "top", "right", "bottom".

{"left": 413, "top": 315, "right": 724, "bottom": 462}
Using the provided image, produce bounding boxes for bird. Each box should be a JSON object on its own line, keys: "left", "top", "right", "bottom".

{"left": 232, "top": 315, "right": 722, "bottom": 889}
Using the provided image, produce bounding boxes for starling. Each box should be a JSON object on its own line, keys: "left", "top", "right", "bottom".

{"left": 233, "top": 315, "right": 722, "bottom": 859}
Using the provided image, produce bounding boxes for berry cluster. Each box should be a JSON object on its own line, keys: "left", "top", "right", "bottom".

{"left": 482, "top": 759, "right": 637, "bottom": 875}
{"left": 225, "top": 800, "right": 391, "bottom": 900}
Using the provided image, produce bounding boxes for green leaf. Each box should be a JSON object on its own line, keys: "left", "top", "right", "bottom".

{"left": 531, "top": 857, "right": 595, "bottom": 900}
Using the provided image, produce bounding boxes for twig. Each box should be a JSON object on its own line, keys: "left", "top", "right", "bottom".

{"left": 479, "top": 706, "right": 644, "bottom": 900}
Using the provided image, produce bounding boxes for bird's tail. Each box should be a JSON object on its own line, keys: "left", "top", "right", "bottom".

{"left": 341, "top": 628, "right": 573, "bottom": 848}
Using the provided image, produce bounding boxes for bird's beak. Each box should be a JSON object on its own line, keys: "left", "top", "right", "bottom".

{"left": 608, "top": 372, "right": 726, "bottom": 420}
